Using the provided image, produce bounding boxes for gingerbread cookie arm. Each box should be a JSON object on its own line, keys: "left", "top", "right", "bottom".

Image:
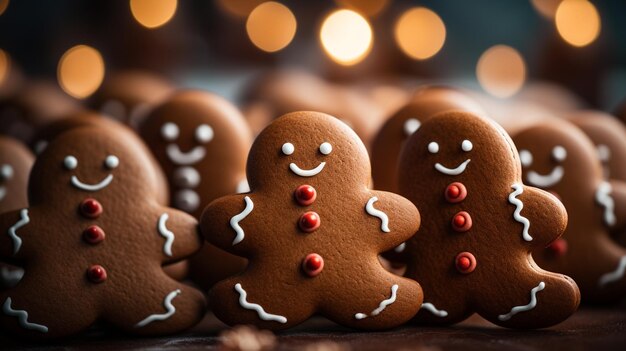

{"left": 155, "top": 209, "right": 202, "bottom": 263}
{"left": 200, "top": 194, "right": 258, "bottom": 256}
{"left": 0, "top": 208, "right": 32, "bottom": 261}
{"left": 602, "top": 180, "right": 626, "bottom": 230}
{"left": 365, "top": 191, "right": 420, "bottom": 252}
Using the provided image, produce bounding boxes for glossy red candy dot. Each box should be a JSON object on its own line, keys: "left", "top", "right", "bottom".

{"left": 86, "top": 265, "right": 107, "bottom": 283}
{"left": 451, "top": 211, "right": 472, "bottom": 232}
{"left": 80, "top": 198, "right": 103, "bottom": 219}
{"left": 299, "top": 211, "right": 321, "bottom": 233}
{"left": 547, "top": 238, "right": 568, "bottom": 257}
{"left": 302, "top": 253, "right": 324, "bottom": 277}
{"left": 455, "top": 252, "right": 476, "bottom": 274}
{"left": 295, "top": 185, "right": 317, "bottom": 206}
{"left": 83, "top": 225, "right": 105, "bottom": 245}
{"left": 445, "top": 182, "right": 467, "bottom": 203}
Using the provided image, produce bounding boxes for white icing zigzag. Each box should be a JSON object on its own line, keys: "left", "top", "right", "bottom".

{"left": 157, "top": 213, "right": 175, "bottom": 257}
{"left": 508, "top": 183, "right": 532, "bottom": 242}
{"left": 235, "top": 283, "right": 287, "bottom": 323}
{"left": 595, "top": 182, "right": 616, "bottom": 227}
{"left": 498, "top": 281, "right": 545, "bottom": 321}
{"left": 421, "top": 302, "right": 448, "bottom": 317}
{"left": 8, "top": 209, "right": 29, "bottom": 255}
{"left": 365, "top": 197, "right": 390, "bottom": 233}
{"left": 355, "top": 284, "right": 399, "bottom": 319}
{"left": 2, "top": 297, "right": 48, "bottom": 333}
{"left": 135, "top": 289, "right": 181, "bottom": 328}
{"left": 230, "top": 196, "right": 254, "bottom": 245}
{"left": 599, "top": 256, "right": 626, "bottom": 287}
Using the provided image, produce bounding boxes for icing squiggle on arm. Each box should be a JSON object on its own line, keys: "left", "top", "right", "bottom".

{"left": 421, "top": 302, "right": 448, "bottom": 317}
{"left": 135, "top": 289, "right": 181, "bottom": 327}
{"left": 595, "top": 182, "right": 616, "bottom": 227}
{"left": 365, "top": 197, "right": 390, "bottom": 233}
{"left": 355, "top": 284, "right": 398, "bottom": 319}
{"left": 157, "top": 213, "right": 175, "bottom": 257}
{"left": 230, "top": 196, "right": 254, "bottom": 245}
{"left": 599, "top": 256, "right": 626, "bottom": 287}
{"left": 498, "top": 282, "right": 545, "bottom": 321}
{"left": 2, "top": 297, "right": 48, "bottom": 333}
{"left": 8, "top": 209, "right": 29, "bottom": 255}
{"left": 234, "top": 283, "right": 287, "bottom": 323}
{"left": 508, "top": 184, "right": 532, "bottom": 242}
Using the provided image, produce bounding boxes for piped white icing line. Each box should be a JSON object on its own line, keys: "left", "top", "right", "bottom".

{"left": 71, "top": 174, "right": 113, "bottom": 192}
{"left": 394, "top": 242, "right": 406, "bottom": 253}
{"left": 234, "top": 283, "right": 287, "bottom": 323}
{"left": 230, "top": 196, "right": 254, "bottom": 245}
{"left": 354, "top": 284, "right": 399, "bottom": 320}
{"left": 595, "top": 182, "right": 616, "bottom": 227}
{"left": 8, "top": 209, "right": 29, "bottom": 255}
{"left": 434, "top": 159, "right": 470, "bottom": 176}
{"left": 526, "top": 166, "right": 564, "bottom": 188}
{"left": 289, "top": 162, "right": 326, "bottom": 177}
{"left": 421, "top": 302, "right": 448, "bottom": 317}
{"left": 498, "top": 281, "right": 545, "bottom": 321}
{"left": 508, "top": 183, "right": 532, "bottom": 242}
{"left": 157, "top": 213, "right": 175, "bottom": 257}
{"left": 135, "top": 289, "right": 181, "bottom": 328}
{"left": 598, "top": 256, "right": 626, "bottom": 287}
{"left": 0, "top": 266, "right": 24, "bottom": 286}
{"left": 365, "top": 197, "right": 390, "bottom": 233}
{"left": 2, "top": 297, "right": 48, "bottom": 333}
{"left": 166, "top": 144, "right": 206, "bottom": 166}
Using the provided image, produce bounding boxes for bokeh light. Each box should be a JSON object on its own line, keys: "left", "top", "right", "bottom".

{"left": 334, "top": 0, "right": 390, "bottom": 17}
{"left": 320, "top": 9, "right": 373, "bottom": 66}
{"left": 476, "top": 45, "right": 526, "bottom": 98}
{"left": 530, "top": 0, "right": 562, "bottom": 19}
{"left": 57, "top": 45, "right": 105, "bottom": 99}
{"left": 0, "top": 49, "right": 10, "bottom": 86}
{"left": 555, "top": 0, "right": 600, "bottom": 47}
{"left": 129, "top": 0, "right": 177, "bottom": 29}
{"left": 394, "top": 7, "right": 446, "bottom": 60}
{"left": 246, "top": 2, "right": 297, "bottom": 53}
{"left": 0, "top": 0, "right": 9, "bottom": 16}
{"left": 216, "top": 0, "right": 264, "bottom": 18}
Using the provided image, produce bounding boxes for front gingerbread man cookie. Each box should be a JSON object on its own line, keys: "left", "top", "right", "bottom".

{"left": 201, "top": 111, "right": 422, "bottom": 330}
{"left": 0, "top": 126, "right": 205, "bottom": 339}
{"left": 398, "top": 111, "right": 580, "bottom": 329}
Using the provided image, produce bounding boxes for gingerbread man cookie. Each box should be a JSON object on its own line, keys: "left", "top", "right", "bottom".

{"left": 0, "top": 126, "right": 205, "bottom": 339}
{"left": 201, "top": 111, "right": 422, "bottom": 330}
{"left": 371, "top": 86, "right": 485, "bottom": 192}
{"left": 398, "top": 111, "right": 579, "bottom": 328}
{"left": 512, "top": 119, "right": 626, "bottom": 303}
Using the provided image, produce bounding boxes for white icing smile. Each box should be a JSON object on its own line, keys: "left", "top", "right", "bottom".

{"left": 71, "top": 174, "right": 114, "bottom": 192}
{"left": 289, "top": 162, "right": 326, "bottom": 177}
{"left": 166, "top": 144, "right": 206, "bottom": 166}
{"left": 434, "top": 159, "right": 471, "bottom": 176}
{"left": 526, "top": 166, "right": 564, "bottom": 188}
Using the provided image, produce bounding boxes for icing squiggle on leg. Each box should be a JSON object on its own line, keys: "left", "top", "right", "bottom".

{"left": 230, "top": 196, "right": 254, "bottom": 245}
{"left": 498, "top": 282, "right": 545, "bottom": 321}
{"left": 157, "top": 213, "right": 175, "bottom": 257}
{"left": 365, "top": 197, "right": 390, "bottom": 233}
{"left": 420, "top": 302, "right": 448, "bottom": 317}
{"left": 2, "top": 297, "right": 48, "bottom": 333}
{"left": 135, "top": 289, "right": 182, "bottom": 328}
{"left": 508, "top": 184, "right": 532, "bottom": 242}
{"left": 595, "top": 182, "right": 616, "bottom": 227}
{"left": 355, "top": 284, "right": 398, "bottom": 319}
{"left": 234, "top": 283, "right": 287, "bottom": 323}
{"left": 599, "top": 256, "right": 626, "bottom": 287}
{"left": 8, "top": 209, "right": 29, "bottom": 255}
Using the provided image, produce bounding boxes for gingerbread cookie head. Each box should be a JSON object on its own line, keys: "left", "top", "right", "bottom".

{"left": 0, "top": 136, "right": 33, "bottom": 214}
{"left": 398, "top": 111, "right": 579, "bottom": 328}
{"left": 371, "top": 86, "right": 485, "bottom": 192}
{"left": 202, "top": 111, "right": 422, "bottom": 330}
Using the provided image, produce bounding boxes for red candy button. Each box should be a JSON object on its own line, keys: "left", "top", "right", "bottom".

{"left": 295, "top": 185, "right": 317, "bottom": 206}
{"left": 302, "top": 253, "right": 324, "bottom": 277}
{"left": 445, "top": 182, "right": 467, "bottom": 203}
{"left": 86, "top": 265, "right": 107, "bottom": 283}
{"left": 547, "top": 238, "right": 568, "bottom": 257}
{"left": 455, "top": 252, "right": 476, "bottom": 274}
{"left": 451, "top": 211, "right": 472, "bottom": 232}
{"left": 80, "top": 198, "right": 103, "bottom": 219}
{"left": 83, "top": 225, "right": 105, "bottom": 245}
{"left": 299, "top": 211, "right": 321, "bottom": 233}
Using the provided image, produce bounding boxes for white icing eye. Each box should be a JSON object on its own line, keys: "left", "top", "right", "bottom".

{"left": 519, "top": 150, "right": 533, "bottom": 167}
{"left": 0, "top": 164, "right": 13, "bottom": 180}
{"left": 282, "top": 142, "right": 295, "bottom": 155}
{"left": 597, "top": 144, "right": 611, "bottom": 162}
{"left": 552, "top": 146, "right": 567, "bottom": 162}
{"left": 104, "top": 155, "right": 119, "bottom": 169}
{"left": 161, "top": 122, "right": 179, "bottom": 141}
{"left": 319, "top": 142, "right": 332, "bottom": 155}
{"left": 195, "top": 124, "right": 214, "bottom": 143}
{"left": 403, "top": 118, "right": 421, "bottom": 136}
{"left": 428, "top": 142, "right": 439, "bottom": 154}
{"left": 461, "top": 140, "right": 473, "bottom": 152}
{"left": 64, "top": 156, "right": 78, "bottom": 170}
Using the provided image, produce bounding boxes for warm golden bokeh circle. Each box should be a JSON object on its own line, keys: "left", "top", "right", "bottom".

{"left": 334, "top": 0, "right": 390, "bottom": 17}
{"left": 394, "top": 7, "right": 446, "bottom": 60}
{"left": 530, "top": 0, "right": 562, "bottom": 19}
{"left": 216, "top": 0, "right": 265, "bottom": 18}
{"left": 555, "top": 0, "right": 601, "bottom": 47}
{"left": 246, "top": 2, "right": 297, "bottom": 53}
{"left": 0, "top": 49, "right": 10, "bottom": 86}
{"left": 0, "top": 0, "right": 10, "bottom": 16}
{"left": 476, "top": 45, "right": 526, "bottom": 98}
{"left": 57, "top": 45, "right": 105, "bottom": 99}
{"left": 320, "top": 9, "right": 373, "bottom": 66}
{"left": 130, "top": 0, "right": 177, "bottom": 29}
